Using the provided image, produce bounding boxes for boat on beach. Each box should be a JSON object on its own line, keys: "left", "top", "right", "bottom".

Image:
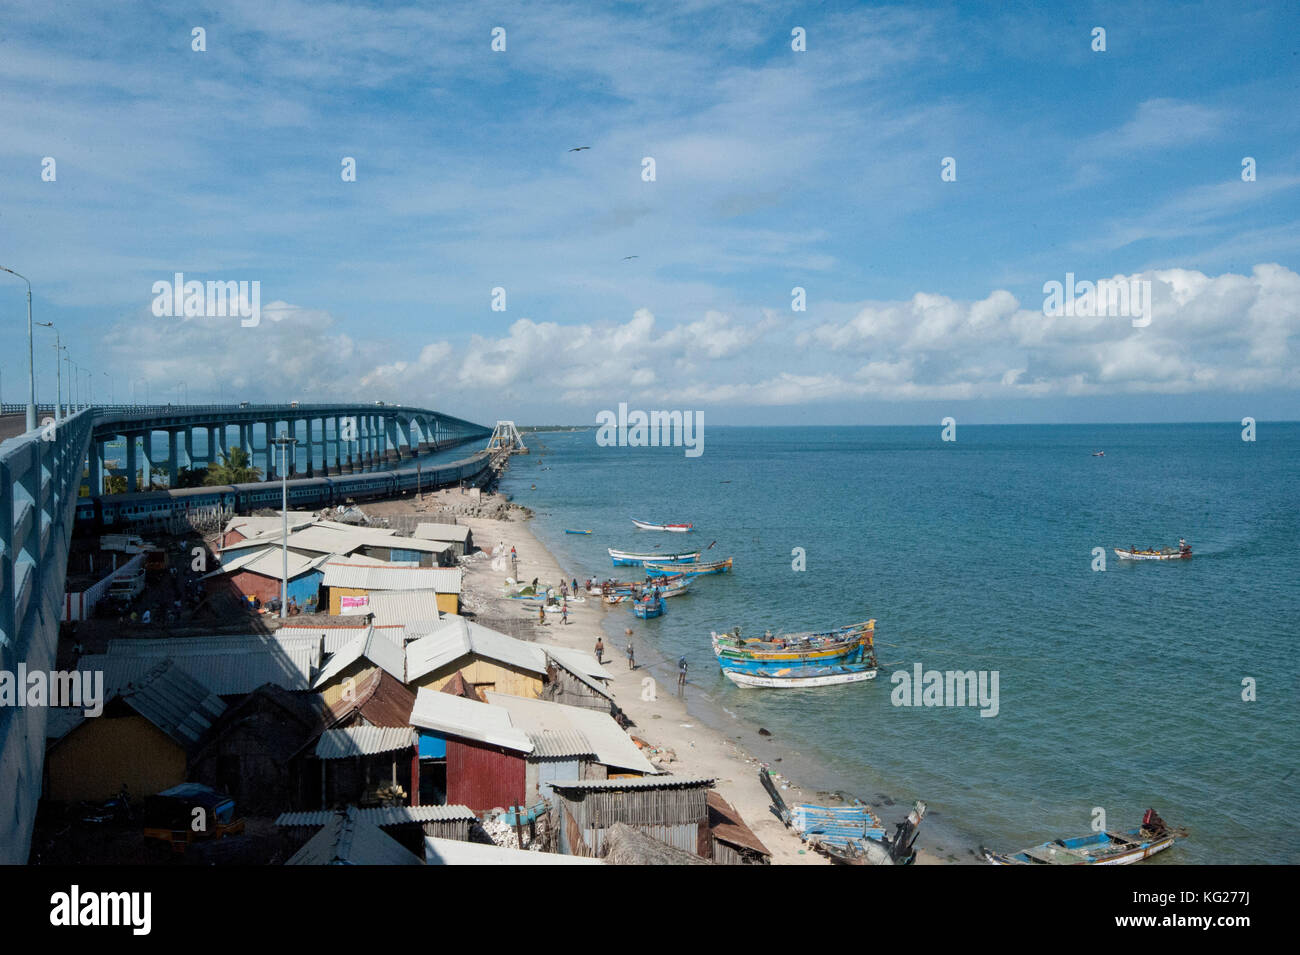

{"left": 983, "top": 810, "right": 1187, "bottom": 866}
{"left": 631, "top": 518, "right": 694, "bottom": 532}
{"left": 712, "top": 620, "right": 874, "bottom": 670}
{"left": 644, "top": 556, "right": 732, "bottom": 576}
{"left": 723, "top": 661, "right": 877, "bottom": 688}
{"left": 1114, "top": 539, "right": 1192, "bottom": 561}
{"left": 608, "top": 548, "right": 700, "bottom": 566}
{"left": 759, "top": 769, "right": 926, "bottom": 865}
{"left": 632, "top": 595, "right": 666, "bottom": 619}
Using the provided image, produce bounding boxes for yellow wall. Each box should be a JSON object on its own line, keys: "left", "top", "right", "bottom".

{"left": 329, "top": 586, "right": 458, "bottom": 615}
{"left": 318, "top": 661, "right": 379, "bottom": 709}
{"left": 46, "top": 715, "right": 186, "bottom": 803}
{"left": 412, "top": 655, "right": 542, "bottom": 699}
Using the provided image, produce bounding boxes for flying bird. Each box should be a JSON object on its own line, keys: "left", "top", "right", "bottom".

{"left": 622, "top": 255, "right": 638, "bottom": 260}
{"left": 568, "top": 146, "right": 590, "bottom": 152}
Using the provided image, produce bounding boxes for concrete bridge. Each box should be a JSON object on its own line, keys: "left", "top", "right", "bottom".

{"left": 0, "top": 402, "right": 492, "bottom": 862}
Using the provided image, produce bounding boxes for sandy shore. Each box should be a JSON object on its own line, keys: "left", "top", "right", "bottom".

{"left": 368, "top": 489, "right": 942, "bottom": 865}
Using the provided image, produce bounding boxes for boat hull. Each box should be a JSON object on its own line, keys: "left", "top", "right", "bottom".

{"left": 1114, "top": 549, "right": 1191, "bottom": 561}
{"left": 631, "top": 519, "right": 693, "bottom": 532}
{"left": 723, "top": 664, "right": 878, "bottom": 688}
{"left": 632, "top": 597, "right": 666, "bottom": 619}
{"left": 609, "top": 549, "right": 699, "bottom": 566}
{"left": 984, "top": 826, "right": 1186, "bottom": 865}
{"left": 645, "top": 557, "right": 732, "bottom": 576}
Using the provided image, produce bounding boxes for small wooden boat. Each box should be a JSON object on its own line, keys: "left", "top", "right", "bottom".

{"left": 722, "top": 661, "right": 877, "bottom": 688}
{"left": 632, "top": 596, "right": 666, "bottom": 619}
{"left": 564, "top": 529, "right": 593, "bottom": 535}
{"left": 983, "top": 810, "right": 1187, "bottom": 866}
{"left": 645, "top": 556, "right": 732, "bottom": 576}
{"left": 1114, "top": 539, "right": 1192, "bottom": 561}
{"left": 631, "top": 518, "right": 694, "bottom": 532}
{"left": 609, "top": 548, "right": 699, "bottom": 566}
{"left": 1092, "top": 450, "right": 1105, "bottom": 457}
{"left": 759, "top": 769, "right": 926, "bottom": 865}
{"left": 713, "top": 620, "right": 874, "bottom": 670}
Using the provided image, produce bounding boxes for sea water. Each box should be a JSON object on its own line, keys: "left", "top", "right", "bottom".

{"left": 501, "top": 423, "right": 1300, "bottom": 864}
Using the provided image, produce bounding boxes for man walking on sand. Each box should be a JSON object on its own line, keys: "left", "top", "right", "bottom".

{"left": 678, "top": 655, "right": 688, "bottom": 688}
{"left": 538, "top": 606, "right": 546, "bottom": 626}
{"left": 595, "top": 637, "right": 604, "bottom": 663}
{"left": 561, "top": 601, "right": 568, "bottom": 625}
{"left": 626, "top": 640, "right": 635, "bottom": 670}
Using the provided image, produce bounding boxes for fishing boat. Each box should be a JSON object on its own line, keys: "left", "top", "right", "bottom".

{"left": 644, "top": 556, "right": 732, "bottom": 576}
{"left": 608, "top": 548, "right": 700, "bottom": 567}
{"left": 723, "top": 661, "right": 878, "bottom": 688}
{"left": 712, "top": 620, "right": 874, "bottom": 670}
{"left": 564, "top": 529, "right": 593, "bottom": 535}
{"left": 983, "top": 810, "right": 1187, "bottom": 866}
{"left": 759, "top": 769, "right": 926, "bottom": 865}
{"left": 631, "top": 518, "right": 694, "bottom": 532}
{"left": 1092, "top": 450, "right": 1105, "bottom": 457}
{"left": 632, "top": 595, "right": 666, "bottom": 619}
{"left": 1114, "top": 539, "right": 1192, "bottom": 561}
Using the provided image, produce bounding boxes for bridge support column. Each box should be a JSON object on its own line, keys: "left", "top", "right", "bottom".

{"left": 264, "top": 421, "right": 276, "bottom": 479}
{"left": 305, "top": 418, "right": 315, "bottom": 477}
{"left": 240, "top": 423, "right": 251, "bottom": 463}
{"left": 126, "top": 434, "right": 138, "bottom": 492}
{"left": 167, "top": 431, "right": 179, "bottom": 487}
{"left": 88, "top": 440, "right": 104, "bottom": 496}
{"left": 327, "top": 417, "right": 340, "bottom": 475}
{"left": 287, "top": 420, "right": 298, "bottom": 476}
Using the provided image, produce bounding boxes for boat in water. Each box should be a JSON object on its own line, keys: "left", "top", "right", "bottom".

{"left": 759, "top": 769, "right": 926, "bottom": 865}
{"left": 632, "top": 595, "right": 666, "bottom": 619}
{"left": 722, "top": 661, "right": 878, "bottom": 688}
{"left": 983, "top": 809, "right": 1187, "bottom": 866}
{"left": 564, "top": 529, "right": 593, "bottom": 535}
{"left": 1092, "top": 450, "right": 1105, "bottom": 456}
{"left": 631, "top": 518, "right": 694, "bottom": 532}
{"left": 608, "top": 548, "right": 700, "bottom": 566}
{"left": 1114, "top": 538, "right": 1192, "bottom": 561}
{"left": 712, "top": 620, "right": 874, "bottom": 671}
{"left": 645, "top": 556, "right": 732, "bottom": 576}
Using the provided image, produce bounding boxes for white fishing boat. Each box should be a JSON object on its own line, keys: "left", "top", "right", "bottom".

{"left": 1114, "top": 539, "right": 1192, "bottom": 561}
{"left": 631, "top": 518, "right": 694, "bottom": 532}
{"left": 723, "top": 662, "right": 878, "bottom": 689}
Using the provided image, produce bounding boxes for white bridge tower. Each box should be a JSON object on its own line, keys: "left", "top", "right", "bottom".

{"left": 485, "top": 420, "right": 528, "bottom": 454}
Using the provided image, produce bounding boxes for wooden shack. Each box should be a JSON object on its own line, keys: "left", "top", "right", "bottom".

{"left": 548, "top": 776, "right": 716, "bottom": 859}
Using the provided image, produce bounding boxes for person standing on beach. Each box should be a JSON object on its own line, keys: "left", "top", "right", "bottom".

{"left": 677, "top": 655, "right": 688, "bottom": 688}
{"left": 538, "top": 606, "right": 546, "bottom": 626}
{"left": 595, "top": 637, "right": 604, "bottom": 663}
{"left": 626, "top": 640, "right": 635, "bottom": 670}
{"left": 561, "top": 601, "right": 569, "bottom": 625}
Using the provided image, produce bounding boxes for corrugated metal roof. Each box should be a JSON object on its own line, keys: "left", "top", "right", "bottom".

{"left": 413, "top": 523, "right": 472, "bottom": 543}
{"left": 223, "top": 513, "right": 317, "bottom": 538}
{"left": 546, "top": 775, "right": 715, "bottom": 792}
{"left": 276, "top": 622, "right": 405, "bottom": 655}
{"left": 202, "top": 546, "right": 330, "bottom": 582}
{"left": 484, "top": 692, "right": 658, "bottom": 775}
{"left": 405, "top": 617, "right": 547, "bottom": 682}
{"left": 526, "top": 729, "right": 595, "bottom": 759}
{"left": 338, "top": 590, "right": 443, "bottom": 627}
{"left": 315, "top": 725, "right": 416, "bottom": 759}
{"left": 323, "top": 561, "right": 462, "bottom": 594}
{"left": 119, "top": 659, "right": 227, "bottom": 750}
{"left": 542, "top": 648, "right": 615, "bottom": 701}
{"left": 286, "top": 807, "right": 423, "bottom": 866}
{"left": 544, "top": 645, "right": 615, "bottom": 683}
{"left": 275, "top": 805, "right": 476, "bottom": 828}
{"left": 86, "top": 635, "right": 321, "bottom": 696}
{"left": 424, "top": 836, "right": 603, "bottom": 866}
{"left": 409, "top": 688, "right": 534, "bottom": 754}
{"left": 313, "top": 626, "right": 407, "bottom": 687}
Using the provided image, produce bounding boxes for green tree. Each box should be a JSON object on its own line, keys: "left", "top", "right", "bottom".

{"left": 205, "top": 447, "right": 262, "bottom": 485}
{"left": 175, "top": 466, "right": 209, "bottom": 488}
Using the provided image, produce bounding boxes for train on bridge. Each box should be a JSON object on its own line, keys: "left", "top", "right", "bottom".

{"left": 74, "top": 450, "right": 494, "bottom": 529}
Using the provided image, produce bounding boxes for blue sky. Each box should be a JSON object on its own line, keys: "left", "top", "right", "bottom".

{"left": 0, "top": 0, "right": 1297, "bottom": 424}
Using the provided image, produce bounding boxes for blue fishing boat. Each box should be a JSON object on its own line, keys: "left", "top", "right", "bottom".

{"left": 759, "top": 769, "right": 926, "bottom": 865}
{"left": 644, "top": 556, "right": 732, "bottom": 576}
{"left": 564, "top": 529, "right": 593, "bottom": 535}
{"left": 712, "top": 620, "right": 874, "bottom": 671}
{"left": 608, "top": 548, "right": 699, "bottom": 566}
{"left": 722, "top": 661, "right": 878, "bottom": 688}
{"left": 632, "top": 595, "right": 666, "bottom": 619}
{"left": 983, "top": 810, "right": 1187, "bottom": 865}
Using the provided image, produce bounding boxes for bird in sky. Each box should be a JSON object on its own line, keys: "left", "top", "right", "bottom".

{"left": 568, "top": 146, "right": 590, "bottom": 152}
{"left": 622, "top": 255, "right": 638, "bottom": 260}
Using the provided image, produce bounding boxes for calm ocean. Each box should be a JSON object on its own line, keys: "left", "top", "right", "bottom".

{"left": 501, "top": 423, "right": 1300, "bottom": 864}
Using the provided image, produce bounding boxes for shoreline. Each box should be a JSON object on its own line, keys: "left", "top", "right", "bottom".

{"left": 367, "top": 489, "right": 947, "bottom": 865}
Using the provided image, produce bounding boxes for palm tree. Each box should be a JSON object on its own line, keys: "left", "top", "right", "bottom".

{"left": 205, "top": 447, "right": 262, "bottom": 485}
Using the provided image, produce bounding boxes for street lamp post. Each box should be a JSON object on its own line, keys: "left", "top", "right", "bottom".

{"left": 272, "top": 432, "right": 299, "bottom": 619}
{"left": 0, "top": 266, "right": 36, "bottom": 431}
{"left": 35, "top": 321, "right": 58, "bottom": 421}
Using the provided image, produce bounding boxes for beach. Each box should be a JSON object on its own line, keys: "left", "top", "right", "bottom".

{"left": 368, "top": 488, "right": 942, "bottom": 865}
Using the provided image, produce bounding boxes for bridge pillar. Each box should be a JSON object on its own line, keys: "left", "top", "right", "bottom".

{"left": 167, "top": 430, "right": 179, "bottom": 487}
{"left": 305, "top": 418, "right": 315, "bottom": 476}
{"left": 141, "top": 430, "right": 156, "bottom": 490}
{"left": 385, "top": 416, "right": 401, "bottom": 463}
{"left": 364, "top": 415, "right": 375, "bottom": 469}
{"left": 327, "top": 417, "right": 340, "bottom": 475}
{"left": 240, "top": 423, "right": 252, "bottom": 463}
{"left": 287, "top": 420, "right": 298, "bottom": 476}
{"left": 264, "top": 420, "right": 276, "bottom": 479}
{"left": 208, "top": 427, "right": 220, "bottom": 466}
{"left": 183, "top": 429, "right": 194, "bottom": 473}
{"left": 88, "top": 440, "right": 104, "bottom": 496}
{"left": 126, "top": 434, "right": 138, "bottom": 492}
